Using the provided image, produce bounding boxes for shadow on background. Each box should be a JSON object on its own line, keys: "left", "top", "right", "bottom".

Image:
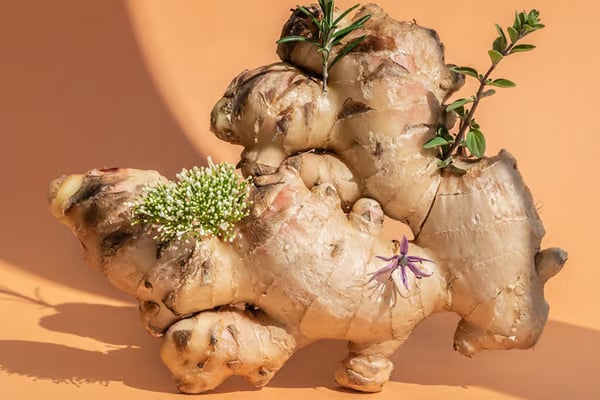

{"left": 0, "top": 305, "right": 174, "bottom": 392}
{"left": 0, "top": 0, "right": 203, "bottom": 298}
{"left": 271, "top": 313, "right": 599, "bottom": 399}
{"left": 390, "top": 313, "right": 599, "bottom": 399}
{"left": 0, "top": 289, "right": 596, "bottom": 398}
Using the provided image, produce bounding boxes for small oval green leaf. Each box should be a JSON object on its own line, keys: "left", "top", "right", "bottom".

{"left": 449, "top": 66, "right": 479, "bottom": 79}
{"left": 466, "top": 129, "right": 486, "bottom": 157}
{"left": 519, "top": 12, "right": 527, "bottom": 27}
{"left": 528, "top": 9, "right": 541, "bottom": 25}
{"left": 493, "top": 36, "right": 507, "bottom": 53}
{"left": 489, "top": 78, "right": 516, "bottom": 88}
{"left": 438, "top": 126, "right": 455, "bottom": 141}
{"left": 513, "top": 11, "right": 522, "bottom": 30}
{"left": 481, "top": 89, "right": 497, "bottom": 98}
{"left": 507, "top": 26, "right": 519, "bottom": 43}
{"left": 454, "top": 105, "right": 467, "bottom": 118}
{"left": 424, "top": 136, "right": 450, "bottom": 149}
{"left": 437, "top": 158, "right": 453, "bottom": 169}
{"left": 495, "top": 23, "right": 507, "bottom": 43}
{"left": 510, "top": 44, "right": 536, "bottom": 54}
{"left": 488, "top": 49, "right": 504, "bottom": 64}
{"left": 446, "top": 98, "right": 473, "bottom": 112}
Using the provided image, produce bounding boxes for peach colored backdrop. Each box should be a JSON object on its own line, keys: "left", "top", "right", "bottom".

{"left": 1, "top": 1, "right": 597, "bottom": 399}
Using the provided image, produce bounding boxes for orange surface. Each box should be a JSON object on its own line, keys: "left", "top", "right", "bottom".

{"left": 1, "top": 1, "right": 597, "bottom": 399}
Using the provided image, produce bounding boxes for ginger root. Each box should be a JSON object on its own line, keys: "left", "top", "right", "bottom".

{"left": 49, "top": 1, "right": 566, "bottom": 394}
{"left": 49, "top": 164, "right": 564, "bottom": 392}
{"left": 211, "top": 3, "right": 463, "bottom": 228}
{"left": 210, "top": 1, "right": 567, "bottom": 357}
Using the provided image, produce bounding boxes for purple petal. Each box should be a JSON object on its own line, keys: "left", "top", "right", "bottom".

{"left": 400, "top": 265, "right": 409, "bottom": 289}
{"left": 376, "top": 255, "right": 398, "bottom": 262}
{"left": 407, "top": 262, "right": 433, "bottom": 278}
{"left": 400, "top": 235, "right": 409, "bottom": 256}
{"left": 368, "top": 262, "right": 396, "bottom": 283}
{"left": 406, "top": 255, "right": 434, "bottom": 264}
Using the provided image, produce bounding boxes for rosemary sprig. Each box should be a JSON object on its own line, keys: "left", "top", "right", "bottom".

{"left": 277, "top": 0, "right": 371, "bottom": 91}
{"left": 424, "top": 10, "right": 545, "bottom": 169}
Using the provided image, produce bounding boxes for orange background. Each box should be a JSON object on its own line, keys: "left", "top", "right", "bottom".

{"left": 1, "top": 1, "right": 597, "bottom": 399}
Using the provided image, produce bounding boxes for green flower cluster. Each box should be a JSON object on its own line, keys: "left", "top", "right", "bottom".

{"left": 132, "top": 159, "right": 251, "bottom": 242}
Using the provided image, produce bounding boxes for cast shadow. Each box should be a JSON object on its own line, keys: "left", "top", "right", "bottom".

{"left": 391, "top": 313, "right": 600, "bottom": 399}
{"left": 0, "top": 341, "right": 173, "bottom": 391}
{"left": 270, "top": 313, "right": 600, "bottom": 399}
{"left": 0, "top": 0, "right": 204, "bottom": 298}
{"left": 0, "top": 292, "right": 272, "bottom": 394}
{"left": 1, "top": 286, "right": 596, "bottom": 398}
{"left": 0, "top": 301, "right": 174, "bottom": 392}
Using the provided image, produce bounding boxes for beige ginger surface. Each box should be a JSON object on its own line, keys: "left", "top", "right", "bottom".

{"left": 3, "top": 0, "right": 597, "bottom": 399}
{"left": 48, "top": 163, "right": 564, "bottom": 392}
{"left": 41, "top": 0, "right": 569, "bottom": 396}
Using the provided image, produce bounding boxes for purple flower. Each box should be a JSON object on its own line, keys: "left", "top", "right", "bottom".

{"left": 369, "top": 236, "right": 434, "bottom": 290}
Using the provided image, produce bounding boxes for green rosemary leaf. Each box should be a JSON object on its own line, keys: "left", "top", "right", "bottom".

{"left": 297, "top": 5, "right": 321, "bottom": 28}
{"left": 321, "top": 0, "right": 334, "bottom": 25}
{"left": 332, "top": 3, "right": 361, "bottom": 27}
{"left": 329, "top": 35, "right": 366, "bottom": 69}
{"left": 281, "top": 1, "right": 371, "bottom": 91}
{"left": 318, "top": 0, "right": 328, "bottom": 13}
{"left": 331, "top": 14, "right": 371, "bottom": 42}
{"left": 276, "top": 35, "right": 318, "bottom": 44}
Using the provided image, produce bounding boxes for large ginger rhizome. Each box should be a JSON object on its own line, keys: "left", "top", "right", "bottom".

{"left": 50, "top": 1, "right": 565, "bottom": 394}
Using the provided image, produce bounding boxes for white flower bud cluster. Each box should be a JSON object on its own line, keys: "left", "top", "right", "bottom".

{"left": 131, "top": 160, "right": 251, "bottom": 242}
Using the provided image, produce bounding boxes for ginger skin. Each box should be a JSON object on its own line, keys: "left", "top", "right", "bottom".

{"left": 211, "top": 4, "right": 464, "bottom": 228}
{"left": 49, "top": 165, "right": 564, "bottom": 393}
{"left": 48, "top": 1, "right": 566, "bottom": 394}
{"left": 211, "top": 1, "right": 567, "bottom": 355}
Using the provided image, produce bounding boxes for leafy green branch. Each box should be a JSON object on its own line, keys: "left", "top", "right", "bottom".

{"left": 424, "top": 10, "right": 545, "bottom": 168}
{"left": 277, "top": 0, "right": 371, "bottom": 91}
